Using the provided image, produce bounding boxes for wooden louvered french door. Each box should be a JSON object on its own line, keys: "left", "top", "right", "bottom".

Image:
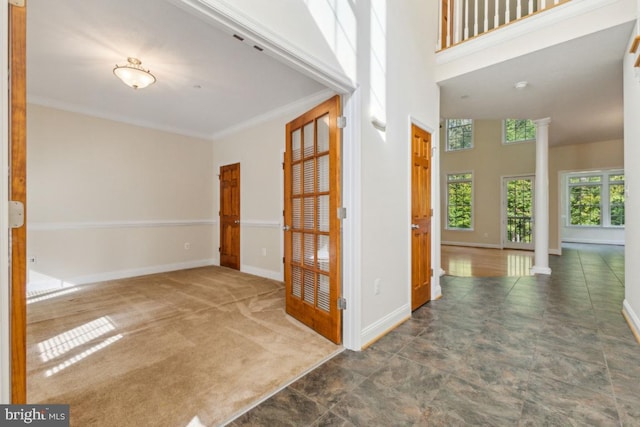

{"left": 284, "top": 95, "right": 341, "bottom": 344}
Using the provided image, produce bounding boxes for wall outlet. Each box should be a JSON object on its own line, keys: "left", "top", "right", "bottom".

{"left": 374, "top": 278, "right": 381, "bottom": 295}
{"left": 184, "top": 242, "right": 191, "bottom": 250}
{"left": 261, "top": 248, "right": 267, "bottom": 256}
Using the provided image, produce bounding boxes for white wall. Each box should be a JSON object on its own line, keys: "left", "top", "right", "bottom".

{"left": 357, "top": 0, "right": 441, "bottom": 345}
{"left": 623, "top": 17, "right": 640, "bottom": 336}
{"left": 27, "top": 104, "right": 216, "bottom": 289}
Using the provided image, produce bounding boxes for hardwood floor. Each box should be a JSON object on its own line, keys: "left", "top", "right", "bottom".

{"left": 441, "top": 245, "right": 534, "bottom": 277}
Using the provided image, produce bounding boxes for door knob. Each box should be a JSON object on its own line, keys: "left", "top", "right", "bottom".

{"left": 283, "top": 225, "right": 291, "bottom": 231}
{"left": 234, "top": 220, "right": 240, "bottom": 224}
{"left": 411, "top": 224, "right": 420, "bottom": 230}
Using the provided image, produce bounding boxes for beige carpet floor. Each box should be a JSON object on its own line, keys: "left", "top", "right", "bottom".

{"left": 27, "top": 266, "right": 341, "bottom": 426}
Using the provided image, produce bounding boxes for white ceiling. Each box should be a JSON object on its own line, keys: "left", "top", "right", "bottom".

{"left": 26, "top": 0, "right": 327, "bottom": 140}
{"left": 439, "top": 22, "right": 635, "bottom": 146}
{"left": 27, "top": 1, "right": 635, "bottom": 147}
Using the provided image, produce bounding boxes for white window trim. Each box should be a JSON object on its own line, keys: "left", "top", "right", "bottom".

{"left": 502, "top": 119, "right": 536, "bottom": 145}
{"left": 445, "top": 171, "right": 474, "bottom": 231}
{"left": 565, "top": 169, "right": 625, "bottom": 229}
{"left": 445, "top": 119, "right": 474, "bottom": 152}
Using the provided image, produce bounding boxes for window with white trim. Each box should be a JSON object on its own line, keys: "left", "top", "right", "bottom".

{"left": 504, "top": 119, "right": 535, "bottom": 143}
{"left": 445, "top": 119, "right": 473, "bottom": 151}
{"left": 567, "top": 170, "right": 624, "bottom": 227}
{"left": 446, "top": 172, "right": 473, "bottom": 229}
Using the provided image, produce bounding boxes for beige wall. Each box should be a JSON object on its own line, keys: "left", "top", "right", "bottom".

{"left": 27, "top": 104, "right": 216, "bottom": 288}
{"left": 440, "top": 120, "right": 624, "bottom": 253}
{"left": 211, "top": 113, "right": 291, "bottom": 281}
{"left": 549, "top": 139, "right": 624, "bottom": 251}
{"left": 440, "top": 119, "right": 536, "bottom": 247}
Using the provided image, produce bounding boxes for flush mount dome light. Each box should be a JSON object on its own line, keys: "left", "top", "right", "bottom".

{"left": 514, "top": 81, "right": 528, "bottom": 89}
{"left": 113, "top": 57, "right": 156, "bottom": 90}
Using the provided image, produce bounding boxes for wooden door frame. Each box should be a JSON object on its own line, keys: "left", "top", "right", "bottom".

{"left": 3, "top": 1, "right": 27, "bottom": 404}
{"left": 1, "top": 0, "right": 12, "bottom": 404}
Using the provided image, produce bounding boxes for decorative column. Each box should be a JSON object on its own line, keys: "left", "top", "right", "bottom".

{"left": 531, "top": 118, "right": 552, "bottom": 275}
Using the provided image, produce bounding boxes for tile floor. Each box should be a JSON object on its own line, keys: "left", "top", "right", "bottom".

{"left": 230, "top": 244, "right": 640, "bottom": 426}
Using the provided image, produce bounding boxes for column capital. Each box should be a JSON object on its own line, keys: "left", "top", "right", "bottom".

{"left": 533, "top": 117, "right": 551, "bottom": 126}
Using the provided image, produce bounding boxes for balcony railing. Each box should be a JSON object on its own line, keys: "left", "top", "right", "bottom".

{"left": 439, "top": 0, "right": 572, "bottom": 50}
{"left": 506, "top": 216, "right": 533, "bottom": 243}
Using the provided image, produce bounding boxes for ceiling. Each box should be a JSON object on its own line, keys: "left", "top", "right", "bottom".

{"left": 439, "top": 22, "right": 636, "bottom": 146}
{"left": 27, "top": 1, "right": 635, "bottom": 146}
{"left": 26, "top": 0, "right": 327, "bottom": 140}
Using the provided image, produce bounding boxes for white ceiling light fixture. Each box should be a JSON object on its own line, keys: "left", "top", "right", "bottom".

{"left": 113, "top": 57, "right": 156, "bottom": 90}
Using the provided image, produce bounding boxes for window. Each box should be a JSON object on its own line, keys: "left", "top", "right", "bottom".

{"left": 504, "top": 119, "right": 536, "bottom": 143}
{"left": 567, "top": 171, "right": 624, "bottom": 227}
{"left": 609, "top": 174, "right": 625, "bottom": 226}
{"left": 445, "top": 119, "right": 473, "bottom": 151}
{"left": 447, "top": 173, "right": 473, "bottom": 229}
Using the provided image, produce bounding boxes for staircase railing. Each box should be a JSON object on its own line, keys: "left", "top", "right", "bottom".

{"left": 439, "top": 0, "right": 572, "bottom": 50}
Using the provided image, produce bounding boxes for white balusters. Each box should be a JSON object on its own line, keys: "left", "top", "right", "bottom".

{"left": 464, "top": 0, "right": 469, "bottom": 40}
{"left": 474, "top": 0, "right": 479, "bottom": 36}
{"left": 439, "top": 0, "right": 573, "bottom": 49}
{"left": 517, "top": 0, "right": 522, "bottom": 19}
{"left": 505, "top": 0, "right": 511, "bottom": 24}
{"left": 484, "top": 0, "right": 489, "bottom": 32}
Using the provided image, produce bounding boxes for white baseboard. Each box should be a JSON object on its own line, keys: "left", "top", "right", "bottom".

{"left": 360, "top": 304, "right": 411, "bottom": 348}
{"left": 561, "top": 238, "right": 625, "bottom": 246}
{"left": 530, "top": 266, "right": 552, "bottom": 275}
{"left": 431, "top": 282, "right": 442, "bottom": 300}
{"left": 623, "top": 300, "right": 640, "bottom": 342}
{"left": 240, "top": 265, "right": 283, "bottom": 282}
{"left": 442, "top": 241, "right": 502, "bottom": 249}
{"left": 27, "top": 259, "right": 218, "bottom": 291}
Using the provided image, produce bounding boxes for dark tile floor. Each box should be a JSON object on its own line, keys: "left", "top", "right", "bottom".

{"left": 230, "top": 244, "right": 640, "bottom": 426}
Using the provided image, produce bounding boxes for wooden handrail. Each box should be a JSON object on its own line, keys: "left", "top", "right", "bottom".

{"left": 439, "top": 0, "right": 572, "bottom": 51}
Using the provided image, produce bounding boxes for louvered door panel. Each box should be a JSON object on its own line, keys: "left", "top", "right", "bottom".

{"left": 284, "top": 96, "right": 341, "bottom": 344}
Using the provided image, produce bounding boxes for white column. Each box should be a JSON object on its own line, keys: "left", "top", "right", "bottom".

{"left": 531, "top": 118, "right": 552, "bottom": 275}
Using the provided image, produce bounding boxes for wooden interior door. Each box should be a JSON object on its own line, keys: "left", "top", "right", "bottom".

{"left": 284, "top": 95, "right": 341, "bottom": 344}
{"left": 411, "top": 124, "right": 432, "bottom": 311}
{"left": 220, "top": 163, "right": 240, "bottom": 270}
{"left": 9, "top": 0, "right": 27, "bottom": 403}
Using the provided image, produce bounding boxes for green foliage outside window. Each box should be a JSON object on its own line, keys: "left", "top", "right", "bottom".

{"left": 570, "top": 185, "right": 601, "bottom": 226}
{"left": 505, "top": 119, "right": 536, "bottom": 143}
{"left": 447, "top": 173, "right": 472, "bottom": 229}
{"left": 568, "top": 172, "right": 624, "bottom": 227}
{"left": 610, "top": 175, "right": 625, "bottom": 226}
{"left": 506, "top": 179, "right": 533, "bottom": 243}
{"left": 446, "top": 119, "right": 473, "bottom": 151}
